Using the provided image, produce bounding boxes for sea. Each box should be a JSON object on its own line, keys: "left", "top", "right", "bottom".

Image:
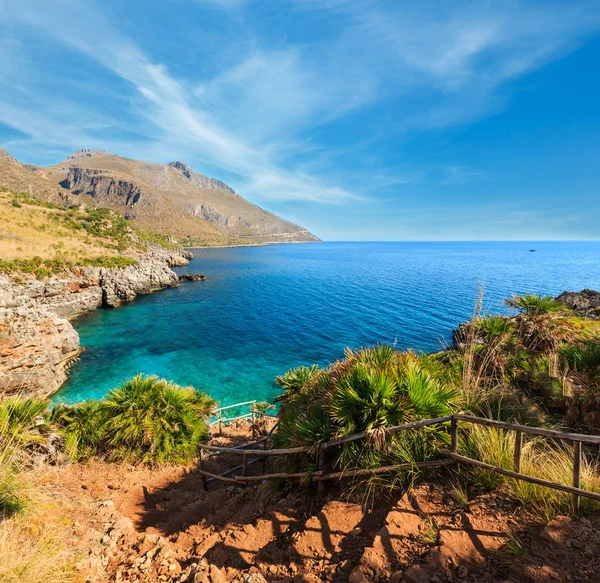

{"left": 52, "top": 241, "right": 600, "bottom": 406}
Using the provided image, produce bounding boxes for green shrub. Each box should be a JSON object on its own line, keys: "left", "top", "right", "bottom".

{"left": 475, "top": 315, "right": 513, "bottom": 338}
{"left": 81, "top": 256, "right": 138, "bottom": 269}
{"left": 50, "top": 376, "right": 215, "bottom": 465}
{"left": 275, "top": 347, "right": 456, "bottom": 479}
{"left": 561, "top": 340, "right": 600, "bottom": 370}
{"left": 0, "top": 398, "right": 49, "bottom": 517}
{"left": 505, "top": 294, "right": 566, "bottom": 316}
{"left": 0, "top": 398, "right": 48, "bottom": 442}
{"left": 101, "top": 375, "right": 215, "bottom": 464}
{"left": 50, "top": 402, "right": 106, "bottom": 462}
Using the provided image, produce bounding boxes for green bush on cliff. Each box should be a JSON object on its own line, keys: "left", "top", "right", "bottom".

{"left": 504, "top": 293, "right": 566, "bottom": 316}
{"left": 81, "top": 256, "right": 138, "bottom": 269}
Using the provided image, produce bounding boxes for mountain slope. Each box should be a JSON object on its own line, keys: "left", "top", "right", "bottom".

{"left": 42, "top": 149, "right": 320, "bottom": 244}
{"left": 0, "top": 148, "right": 70, "bottom": 204}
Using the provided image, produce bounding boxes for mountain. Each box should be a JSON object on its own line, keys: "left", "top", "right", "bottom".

{"left": 37, "top": 149, "right": 320, "bottom": 245}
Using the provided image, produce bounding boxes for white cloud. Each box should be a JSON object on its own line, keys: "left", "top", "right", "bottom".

{"left": 0, "top": 0, "right": 598, "bottom": 206}
{"left": 0, "top": 0, "right": 355, "bottom": 203}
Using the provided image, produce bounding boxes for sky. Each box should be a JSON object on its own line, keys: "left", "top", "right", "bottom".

{"left": 1, "top": 1, "right": 599, "bottom": 241}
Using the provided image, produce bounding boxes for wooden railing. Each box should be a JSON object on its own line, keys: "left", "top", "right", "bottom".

{"left": 198, "top": 411, "right": 600, "bottom": 514}
{"left": 446, "top": 414, "right": 600, "bottom": 514}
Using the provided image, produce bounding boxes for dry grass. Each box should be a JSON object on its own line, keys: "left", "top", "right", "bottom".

{"left": 459, "top": 424, "right": 600, "bottom": 521}
{"left": 516, "top": 439, "right": 600, "bottom": 520}
{"left": 0, "top": 482, "right": 81, "bottom": 583}
{"left": 0, "top": 398, "right": 81, "bottom": 583}
{"left": 0, "top": 191, "right": 118, "bottom": 262}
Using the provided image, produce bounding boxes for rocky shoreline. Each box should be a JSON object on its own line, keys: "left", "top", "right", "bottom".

{"left": 0, "top": 245, "right": 193, "bottom": 399}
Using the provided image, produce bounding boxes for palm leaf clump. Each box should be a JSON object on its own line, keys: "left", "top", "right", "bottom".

{"left": 51, "top": 375, "right": 216, "bottom": 464}
{"left": 50, "top": 402, "right": 106, "bottom": 462}
{"left": 504, "top": 294, "right": 566, "bottom": 317}
{"left": 0, "top": 398, "right": 48, "bottom": 443}
{"left": 102, "top": 375, "right": 215, "bottom": 464}
{"left": 275, "top": 345, "right": 457, "bottom": 475}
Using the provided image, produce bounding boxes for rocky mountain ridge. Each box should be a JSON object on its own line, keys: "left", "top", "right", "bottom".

{"left": 41, "top": 149, "right": 320, "bottom": 244}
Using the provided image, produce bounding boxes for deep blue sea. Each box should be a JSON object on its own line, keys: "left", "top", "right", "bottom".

{"left": 52, "top": 241, "right": 600, "bottom": 405}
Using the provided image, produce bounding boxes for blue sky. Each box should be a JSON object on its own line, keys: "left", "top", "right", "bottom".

{"left": 1, "top": 1, "right": 599, "bottom": 240}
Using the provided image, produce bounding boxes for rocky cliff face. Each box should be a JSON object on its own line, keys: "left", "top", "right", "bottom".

{"left": 167, "top": 161, "right": 235, "bottom": 194}
{"left": 63, "top": 167, "right": 147, "bottom": 209}
{"left": 0, "top": 246, "right": 192, "bottom": 399}
{"left": 556, "top": 289, "right": 600, "bottom": 319}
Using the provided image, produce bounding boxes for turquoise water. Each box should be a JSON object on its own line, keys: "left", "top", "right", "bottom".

{"left": 53, "top": 241, "right": 600, "bottom": 405}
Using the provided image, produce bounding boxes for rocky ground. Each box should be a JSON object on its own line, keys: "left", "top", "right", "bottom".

{"left": 41, "top": 421, "right": 600, "bottom": 583}
{"left": 0, "top": 244, "right": 193, "bottom": 398}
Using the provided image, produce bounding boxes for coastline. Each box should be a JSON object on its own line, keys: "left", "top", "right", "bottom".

{"left": 0, "top": 238, "right": 318, "bottom": 401}
{"left": 0, "top": 244, "right": 193, "bottom": 399}
{"left": 186, "top": 238, "right": 322, "bottom": 250}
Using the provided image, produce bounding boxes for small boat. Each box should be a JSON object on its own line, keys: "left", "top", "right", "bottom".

{"left": 529, "top": 249, "right": 536, "bottom": 252}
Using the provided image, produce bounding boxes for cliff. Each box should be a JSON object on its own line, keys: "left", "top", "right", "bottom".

{"left": 0, "top": 245, "right": 192, "bottom": 399}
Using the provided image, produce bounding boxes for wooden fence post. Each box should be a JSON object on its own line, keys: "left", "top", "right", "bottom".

{"left": 573, "top": 441, "right": 582, "bottom": 515}
{"left": 513, "top": 431, "right": 523, "bottom": 473}
{"left": 317, "top": 444, "right": 327, "bottom": 495}
{"left": 450, "top": 416, "right": 459, "bottom": 453}
{"left": 251, "top": 402, "right": 256, "bottom": 440}
{"left": 199, "top": 451, "right": 208, "bottom": 492}
{"left": 218, "top": 409, "right": 222, "bottom": 436}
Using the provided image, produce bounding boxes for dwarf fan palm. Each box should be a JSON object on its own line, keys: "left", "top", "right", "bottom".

{"left": 50, "top": 401, "right": 106, "bottom": 461}
{"left": 102, "top": 374, "right": 211, "bottom": 464}
{"left": 327, "top": 364, "right": 410, "bottom": 438}
{"left": 505, "top": 294, "right": 565, "bottom": 316}
{"left": 0, "top": 398, "right": 48, "bottom": 443}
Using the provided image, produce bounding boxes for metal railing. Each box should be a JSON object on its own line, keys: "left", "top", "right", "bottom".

{"left": 209, "top": 400, "right": 277, "bottom": 439}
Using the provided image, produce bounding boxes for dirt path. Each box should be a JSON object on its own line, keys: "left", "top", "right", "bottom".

{"left": 48, "top": 422, "right": 600, "bottom": 583}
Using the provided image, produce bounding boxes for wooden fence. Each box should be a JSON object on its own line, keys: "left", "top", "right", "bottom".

{"left": 198, "top": 410, "right": 600, "bottom": 514}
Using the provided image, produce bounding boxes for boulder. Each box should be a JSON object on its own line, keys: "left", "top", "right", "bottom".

{"left": 556, "top": 289, "right": 600, "bottom": 319}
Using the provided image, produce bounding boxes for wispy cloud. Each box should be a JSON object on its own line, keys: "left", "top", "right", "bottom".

{"left": 0, "top": 0, "right": 598, "bottom": 212}
{"left": 0, "top": 0, "right": 356, "bottom": 203}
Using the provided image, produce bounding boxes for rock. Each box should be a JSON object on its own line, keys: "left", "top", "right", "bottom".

{"left": 292, "top": 575, "right": 322, "bottom": 583}
{"left": 244, "top": 574, "right": 268, "bottom": 583}
{"left": 112, "top": 517, "right": 134, "bottom": 534}
{"left": 178, "top": 273, "right": 206, "bottom": 282}
{"left": 438, "top": 528, "right": 484, "bottom": 568}
{"left": 0, "top": 244, "right": 191, "bottom": 398}
{"left": 193, "top": 571, "right": 210, "bottom": 583}
{"left": 208, "top": 564, "right": 226, "bottom": 583}
{"left": 402, "top": 550, "right": 445, "bottom": 583}
{"left": 541, "top": 516, "right": 573, "bottom": 545}
{"left": 556, "top": 289, "right": 600, "bottom": 319}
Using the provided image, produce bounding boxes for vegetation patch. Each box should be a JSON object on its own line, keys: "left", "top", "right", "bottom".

{"left": 272, "top": 293, "right": 600, "bottom": 518}
{"left": 51, "top": 375, "right": 216, "bottom": 465}
{"left": 0, "top": 188, "right": 181, "bottom": 278}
